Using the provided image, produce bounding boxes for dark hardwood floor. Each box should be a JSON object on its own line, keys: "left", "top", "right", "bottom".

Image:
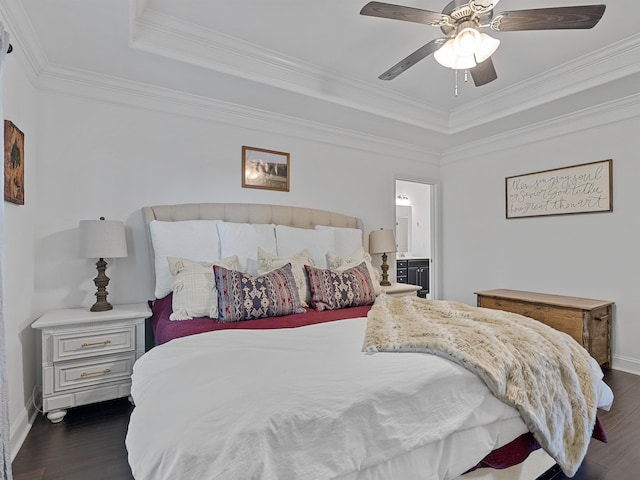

{"left": 11, "top": 369, "right": 640, "bottom": 480}
{"left": 12, "top": 398, "right": 134, "bottom": 480}
{"left": 552, "top": 368, "right": 640, "bottom": 480}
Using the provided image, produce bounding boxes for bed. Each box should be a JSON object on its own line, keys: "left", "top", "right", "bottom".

{"left": 126, "top": 202, "right": 613, "bottom": 480}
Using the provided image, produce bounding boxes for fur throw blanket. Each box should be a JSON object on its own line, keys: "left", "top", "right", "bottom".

{"left": 363, "top": 295, "right": 597, "bottom": 477}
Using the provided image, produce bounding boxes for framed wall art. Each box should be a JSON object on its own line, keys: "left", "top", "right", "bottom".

{"left": 505, "top": 159, "right": 612, "bottom": 219}
{"left": 4, "top": 120, "right": 25, "bottom": 205}
{"left": 242, "top": 146, "right": 290, "bottom": 192}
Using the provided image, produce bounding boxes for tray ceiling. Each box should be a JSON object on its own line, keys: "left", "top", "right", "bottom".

{"left": 9, "top": 0, "right": 640, "bottom": 153}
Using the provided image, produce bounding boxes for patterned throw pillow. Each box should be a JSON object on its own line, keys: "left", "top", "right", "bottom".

{"left": 257, "top": 247, "right": 314, "bottom": 307}
{"left": 304, "top": 262, "right": 376, "bottom": 311}
{"left": 214, "top": 263, "right": 306, "bottom": 323}
{"left": 327, "top": 247, "right": 382, "bottom": 296}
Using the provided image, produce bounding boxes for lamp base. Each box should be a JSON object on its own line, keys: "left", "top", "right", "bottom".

{"left": 90, "top": 300, "right": 113, "bottom": 312}
{"left": 90, "top": 258, "right": 113, "bottom": 312}
{"left": 380, "top": 252, "right": 391, "bottom": 286}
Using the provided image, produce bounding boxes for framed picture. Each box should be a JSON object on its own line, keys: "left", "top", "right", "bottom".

{"left": 4, "top": 120, "right": 25, "bottom": 205}
{"left": 242, "top": 146, "right": 290, "bottom": 192}
{"left": 505, "top": 159, "right": 612, "bottom": 219}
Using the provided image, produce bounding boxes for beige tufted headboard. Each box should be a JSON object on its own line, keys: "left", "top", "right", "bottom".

{"left": 142, "top": 203, "right": 364, "bottom": 230}
{"left": 142, "top": 203, "right": 365, "bottom": 278}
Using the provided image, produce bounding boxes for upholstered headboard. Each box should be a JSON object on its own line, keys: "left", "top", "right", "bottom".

{"left": 143, "top": 203, "right": 363, "bottom": 231}
{"left": 142, "top": 203, "right": 367, "bottom": 297}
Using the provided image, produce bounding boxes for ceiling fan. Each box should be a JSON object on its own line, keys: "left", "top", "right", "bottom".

{"left": 360, "top": 0, "right": 606, "bottom": 86}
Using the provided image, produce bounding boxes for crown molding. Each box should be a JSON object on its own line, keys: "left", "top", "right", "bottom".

{"left": 38, "top": 63, "right": 441, "bottom": 164}
{"left": 0, "top": 0, "right": 48, "bottom": 88}
{"left": 442, "top": 91, "right": 640, "bottom": 165}
{"left": 130, "top": 7, "right": 450, "bottom": 134}
{"left": 131, "top": 5, "right": 640, "bottom": 139}
{"left": 449, "top": 33, "right": 640, "bottom": 133}
{"left": 31, "top": 59, "right": 640, "bottom": 168}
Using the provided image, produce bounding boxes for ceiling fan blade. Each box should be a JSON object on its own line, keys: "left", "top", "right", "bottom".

{"left": 470, "top": 57, "right": 497, "bottom": 86}
{"left": 360, "top": 2, "right": 451, "bottom": 27}
{"left": 491, "top": 5, "right": 606, "bottom": 31}
{"left": 379, "top": 38, "right": 447, "bottom": 80}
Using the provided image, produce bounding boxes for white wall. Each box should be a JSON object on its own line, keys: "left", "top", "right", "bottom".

{"left": 33, "top": 90, "right": 440, "bottom": 309}
{"left": 3, "top": 69, "right": 441, "bottom": 451}
{"left": 441, "top": 116, "right": 640, "bottom": 374}
{"left": 2, "top": 50, "right": 39, "bottom": 455}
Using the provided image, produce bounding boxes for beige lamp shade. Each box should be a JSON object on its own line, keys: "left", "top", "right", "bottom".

{"left": 369, "top": 229, "right": 396, "bottom": 254}
{"left": 79, "top": 217, "right": 128, "bottom": 312}
{"left": 79, "top": 218, "right": 128, "bottom": 259}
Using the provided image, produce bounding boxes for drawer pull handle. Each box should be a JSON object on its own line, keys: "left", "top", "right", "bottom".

{"left": 81, "top": 340, "right": 112, "bottom": 348}
{"left": 80, "top": 368, "right": 111, "bottom": 378}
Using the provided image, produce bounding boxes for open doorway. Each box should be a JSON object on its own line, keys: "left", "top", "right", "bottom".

{"left": 395, "top": 180, "right": 434, "bottom": 299}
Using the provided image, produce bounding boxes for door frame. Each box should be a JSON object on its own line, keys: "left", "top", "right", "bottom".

{"left": 394, "top": 176, "right": 441, "bottom": 300}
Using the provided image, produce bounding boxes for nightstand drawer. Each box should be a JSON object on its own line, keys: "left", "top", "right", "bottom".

{"left": 54, "top": 353, "right": 135, "bottom": 392}
{"left": 53, "top": 325, "right": 136, "bottom": 362}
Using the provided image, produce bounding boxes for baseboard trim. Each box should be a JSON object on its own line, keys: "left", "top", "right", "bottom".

{"left": 10, "top": 403, "right": 38, "bottom": 461}
{"left": 611, "top": 355, "right": 640, "bottom": 376}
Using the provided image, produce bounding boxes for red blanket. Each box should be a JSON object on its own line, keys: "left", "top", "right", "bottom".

{"left": 470, "top": 418, "right": 606, "bottom": 472}
{"left": 149, "top": 293, "right": 372, "bottom": 345}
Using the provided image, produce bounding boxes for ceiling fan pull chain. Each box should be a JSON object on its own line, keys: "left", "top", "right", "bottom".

{"left": 454, "top": 69, "right": 459, "bottom": 96}
{"left": 464, "top": 70, "right": 469, "bottom": 83}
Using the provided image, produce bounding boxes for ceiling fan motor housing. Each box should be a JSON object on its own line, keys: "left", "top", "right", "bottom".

{"left": 440, "top": 0, "right": 494, "bottom": 37}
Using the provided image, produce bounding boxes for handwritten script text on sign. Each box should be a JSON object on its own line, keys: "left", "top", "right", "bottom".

{"left": 506, "top": 161, "right": 611, "bottom": 218}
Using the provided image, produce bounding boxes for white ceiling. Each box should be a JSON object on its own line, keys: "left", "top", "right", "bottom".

{"left": 8, "top": 0, "right": 640, "bottom": 153}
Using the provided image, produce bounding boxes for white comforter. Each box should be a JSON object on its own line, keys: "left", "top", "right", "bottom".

{"left": 126, "top": 317, "right": 612, "bottom": 480}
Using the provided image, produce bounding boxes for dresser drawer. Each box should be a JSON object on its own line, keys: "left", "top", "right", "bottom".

{"left": 54, "top": 353, "right": 135, "bottom": 392}
{"left": 53, "top": 325, "right": 136, "bottom": 362}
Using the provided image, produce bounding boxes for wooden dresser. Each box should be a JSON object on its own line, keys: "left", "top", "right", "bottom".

{"left": 475, "top": 289, "right": 613, "bottom": 367}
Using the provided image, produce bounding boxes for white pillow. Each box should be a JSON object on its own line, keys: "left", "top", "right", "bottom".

{"left": 315, "top": 225, "right": 363, "bottom": 258}
{"left": 149, "top": 220, "right": 221, "bottom": 299}
{"left": 275, "top": 225, "right": 334, "bottom": 268}
{"left": 258, "top": 247, "right": 314, "bottom": 307}
{"left": 327, "top": 246, "right": 382, "bottom": 296}
{"left": 217, "top": 222, "right": 277, "bottom": 275}
{"left": 168, "top": 256, "right": 239, "bottom": 320}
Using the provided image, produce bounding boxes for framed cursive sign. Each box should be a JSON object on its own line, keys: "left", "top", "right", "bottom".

{"left": 506, "top": 160, "right": 612, "bottom": 219}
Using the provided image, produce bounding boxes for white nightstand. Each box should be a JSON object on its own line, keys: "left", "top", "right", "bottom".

{"left": 381, "top": 283, "right": 421, "bottom": 297}
{"left": 31, "top": 303, "right": 150, "bottom": 423}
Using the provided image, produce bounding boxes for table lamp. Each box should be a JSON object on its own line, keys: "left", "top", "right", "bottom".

{"left": 369, "top": 228, "right": 396, "bottom": 286}
{"left": 79, "top": 217, "right": 128, "bottom": 312}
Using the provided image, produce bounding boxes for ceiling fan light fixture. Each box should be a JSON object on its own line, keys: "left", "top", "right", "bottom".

{"left": 453, "top": 27, "right": 481, "bottom": 56}
{"left": 434, "top": 28, "right": 500, "bottom": 70}
{"left": 474, "top": 33, "right": 500, "bottom": 63}
{"left": 434, "top": 39, "right": 477, "bottom": 69}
